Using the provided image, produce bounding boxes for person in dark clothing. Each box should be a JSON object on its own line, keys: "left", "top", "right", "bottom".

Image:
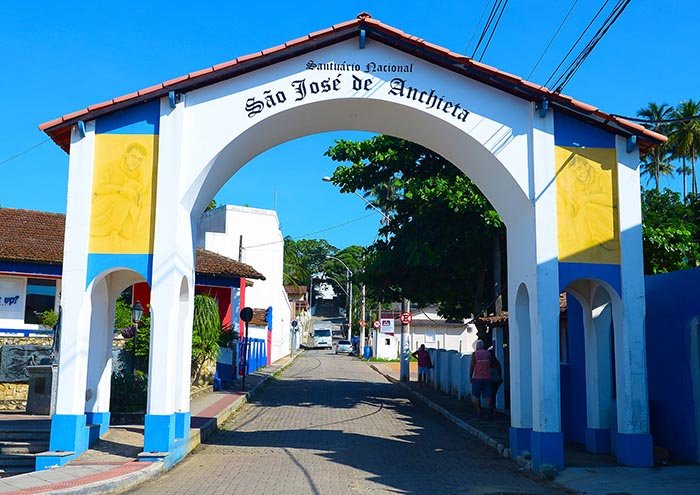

{"left": 489, "top": 347, "right": 503, "bottom": 418}
{"left": 412, "top": 344, "right": 432, "bottom": 387}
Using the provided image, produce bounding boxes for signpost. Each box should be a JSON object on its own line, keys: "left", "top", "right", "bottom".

{"left": 240, "top": 307, "right": 253, "bottom": 389}
{"left": 373, "top": 320, "right": 380, "bottom": 329}
{"left": 400, "top": 299, "right": 411, "bottom": 382}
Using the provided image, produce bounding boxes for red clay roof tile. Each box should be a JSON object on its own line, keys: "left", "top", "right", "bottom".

{"left": 39, "top": 13, "right": 667, "bottom": 151}
{"left": 0, "top": 208, "right": 265, "bottom": 280}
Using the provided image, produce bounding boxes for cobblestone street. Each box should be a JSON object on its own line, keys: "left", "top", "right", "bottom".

{"left": 127, "top": 351, "right": 567, "bottom": 495}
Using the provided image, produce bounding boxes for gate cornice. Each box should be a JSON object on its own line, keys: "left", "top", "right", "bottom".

{"left": 39, "top": 13, "right": 664, "bottom": 154}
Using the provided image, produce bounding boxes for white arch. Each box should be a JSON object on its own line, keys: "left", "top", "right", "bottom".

{"left": 185, "top": 97, "right": 530, "bottom": 226}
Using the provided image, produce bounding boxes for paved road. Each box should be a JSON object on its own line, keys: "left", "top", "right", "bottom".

{"left": 127, "top": 350, "right": 566, "bottom": 495}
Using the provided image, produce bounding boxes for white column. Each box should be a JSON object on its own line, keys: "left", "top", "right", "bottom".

{"left": 613, "top": 136, "right": 653, "bottom": 465}
{"left": 55, "top": 124, "right": 96, "bottom": 416}
{"left": 587, "top": 286, "right": 613, "bottom": 431}
{"left": 144, "top": 96, "right": 194, "bottom": 453}
{"left": 84, "top": 277, "right": 112, "bottom": 415}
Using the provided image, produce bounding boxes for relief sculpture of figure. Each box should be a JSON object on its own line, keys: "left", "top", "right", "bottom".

{"left": 90, "top": 143, "right": 149, "bottom": 244}
{"left": 558, "top": 151, "right": 618, "bottom": 261}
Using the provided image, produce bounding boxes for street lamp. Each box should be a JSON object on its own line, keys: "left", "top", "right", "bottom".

{"left": 326, "top": 255, "right": 353, "bottom": 340}
{"left": 131, "top": 301, "right": 144, "bottom": 375}
{"left": 322, "top": 176, "right": 410, "bottom": 381}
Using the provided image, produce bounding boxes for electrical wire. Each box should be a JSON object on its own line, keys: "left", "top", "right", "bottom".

{"left": 471, "top": 0, "right": 502, "bottom": 59}
{"left": 527, "top": 0, "right": 580, "bottom": 79}
{"left": 611, "top": 113, "right": 700, "bottom": 124}
{"left": 476, "top": 0, "right": 509, "bottom": 62}
{"left": 465, "top": 0, "right": 493, "bottom": 55}
{"left": 0, "top": 138, "right": 52, "bottom": 167}
{"left": 243, "top": 212, "right": 376, "bottom": 249}
{"left": 543, "top": 0, "right": 611, "bottom": 89}
{"left": 551, "top": 0, "right": 631, "bottom": 93}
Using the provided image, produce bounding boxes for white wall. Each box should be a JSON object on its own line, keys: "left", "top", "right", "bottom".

{"left": 0, "top": 274, "right": 60, "bottom": 334}
{"left": 197, "top": 205, "right": 291, "bottom": 363}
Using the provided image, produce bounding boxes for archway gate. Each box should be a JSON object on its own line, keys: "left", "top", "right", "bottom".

{"left": 38, "top": 13, "right": 664, "bottom": 471}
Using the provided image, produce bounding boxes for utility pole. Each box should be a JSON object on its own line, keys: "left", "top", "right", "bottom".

{"left": 360, "top": 282, "right": 366, "bottom": 351}
{"left": 400, "top": 297, "right": 411, "bottom": 382}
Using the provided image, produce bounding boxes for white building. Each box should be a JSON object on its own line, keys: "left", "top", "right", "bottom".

{"left": 197, "top": 205, "right": 292, "bottom": 363}
{"left": 409, "top": 307, "right": 478, "bottom": 354}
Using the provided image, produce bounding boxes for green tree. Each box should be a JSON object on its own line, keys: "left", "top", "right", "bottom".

{"left": 641, "top": 189, "right": 699, "bottom": 273}
{"left": 325, "top": 135, "right": 504, "bottom": 319}
{"left": 191, "top": 294, "right": 222, "bottom": 384}
{"left": 670, "top": 99, "right": 700, "bottom": 198}
{"left": 637, "top": 102, "right": 675, "bottom": 191}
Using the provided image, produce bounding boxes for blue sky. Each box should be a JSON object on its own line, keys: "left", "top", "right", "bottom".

{"left": 1, "top": 1, "right": 697, "bottom": 248}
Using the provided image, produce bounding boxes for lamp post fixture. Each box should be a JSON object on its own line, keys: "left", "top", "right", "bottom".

{"left": 322, "top": 176, "right": 410, "bottom": 380}
{"left": 326, "top": 255, "right": 353, "bottom": 340}
{"left": 131, "top": 301, "right": 144, "bottom": 375}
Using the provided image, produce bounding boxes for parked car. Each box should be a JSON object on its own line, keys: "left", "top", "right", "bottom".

{"left": 335, "top": 340, "right": 353, "bottom": 354}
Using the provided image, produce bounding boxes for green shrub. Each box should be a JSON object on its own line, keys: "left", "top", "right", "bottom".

{"left": 109, "top": 370, "right": 147, "bottom": 413}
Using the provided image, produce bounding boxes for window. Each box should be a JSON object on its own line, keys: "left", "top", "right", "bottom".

{"left": 425, "top": 329, "right": 436, "bottom": 343}
{"left": 24, "top": 278, "right": 57, "bottom": 324}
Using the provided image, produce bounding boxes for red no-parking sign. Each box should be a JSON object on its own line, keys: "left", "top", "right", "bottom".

{"left": 359, "top": 319, "right": 366, "bottom": 328}
{"left": 400, "top": 312, "right": 413, "bottom": 325}
{"left": 373, "top": 320, "right": 380, "bottom": 329}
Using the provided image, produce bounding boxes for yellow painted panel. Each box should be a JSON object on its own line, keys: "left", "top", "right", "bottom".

{"left": 556, "top": 146, "right": 620, "bottom": 264}
{"left": 89, "top": 134, "right": 159, "bottom": 254}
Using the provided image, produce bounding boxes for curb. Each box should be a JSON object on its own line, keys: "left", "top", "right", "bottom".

{"left": 3, "top": 351, "right": 305, "bottom": 495}
{"left": 369, "top": 364, "right": 532, "bottom": 471}
{"left": 48, "top": 462, "right": 165, "bottom": 495}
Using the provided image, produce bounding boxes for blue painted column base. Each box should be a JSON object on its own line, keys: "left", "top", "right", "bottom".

{"left": 174, "top": 412, "right": 191, "bottom": 440}
{"left": 144, "top": 413, "right": 176, "bottom": 453}
{"left": 36, "top": 414, "right": 89, "bottom": 470}
{"left": 85, "top": 411, "right": 111, "bottom": 445}
{"left": 531, "top": 431, "right": 565, "bottom": 471}
{"left": 509, "top": 427, "right": 532, "bottom": 457}
{"left": 585, "top": 427, "right": 611, "bottom": 454}
{"left": 616, "top": 432, "right": 653, "bottom": 466}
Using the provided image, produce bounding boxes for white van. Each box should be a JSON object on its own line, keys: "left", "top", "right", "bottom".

{"left": 312, "top": 328, "right": 332, "bottom": 349}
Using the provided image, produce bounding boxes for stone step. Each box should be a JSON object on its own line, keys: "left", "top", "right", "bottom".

{"left": 0, "top": 453, "right": 36, "bottom": 467}
{"left": 0, "top": 430, "right": 50, "bottom": 442}
{"left": 0, "top": 466, "right": 33, "bottom": 478}
{"left": 0, "top": 440, "right": 49, "bottom": 455}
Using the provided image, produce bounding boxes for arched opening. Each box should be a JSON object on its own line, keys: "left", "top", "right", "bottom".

{"left": 509, "top": 282, "right": 532, "bottom": 456}
{"left": 563, "top": 279, "right": 619, "bottom": 454}
{"left": 85, "top": 268, "right": 146, "bottom": 442}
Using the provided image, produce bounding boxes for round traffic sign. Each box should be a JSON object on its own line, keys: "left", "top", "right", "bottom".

{"left": 359, "top": 319, "right": 366, "bottom": 328}
{"left": 373, "top": 320, "right": 380, "bottom": 329}
{"left": 240, "top": 307, "right": 254, "bottom": 323}
{"left": 400, "top": 312, "right": 412, "bottom": 325}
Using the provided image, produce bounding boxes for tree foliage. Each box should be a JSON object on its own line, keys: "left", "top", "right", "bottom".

{"left": 325, "top": 135, "right": 505, "bottom": 319}
{"left": 641, "top": 189, "right": 700, "bottom": 273}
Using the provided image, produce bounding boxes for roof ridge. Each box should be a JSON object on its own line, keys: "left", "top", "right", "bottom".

{"left": 38, "top": 15, "right": 666, "bottom": 153}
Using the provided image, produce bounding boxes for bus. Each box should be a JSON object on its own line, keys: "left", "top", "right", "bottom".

{"left": 312, "top": 328, "right": 333, "bottom": 349}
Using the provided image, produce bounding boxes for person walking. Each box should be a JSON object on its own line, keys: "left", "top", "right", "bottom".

{"left": 488, "top": 347, "right": 503, "bottom": 418}
{"left": 469, "top": 340, "right": 492, "bottom": 418}
{"left": 412, "top": 344, "right": 432, "bottom": 388}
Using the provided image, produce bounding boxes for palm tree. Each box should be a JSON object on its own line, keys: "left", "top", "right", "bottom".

{"left": 636, "top": 102, "right": 674, "bottom": 191}
{"left": 670, "top": 100, "right": 700, "bottom": 198}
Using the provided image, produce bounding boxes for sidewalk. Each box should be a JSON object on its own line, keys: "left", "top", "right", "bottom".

{"left": 0, "top": 352, "right": 300, "bottom": 495}
{"left": 370, "top": 360, "right": 700, "bottom": 495}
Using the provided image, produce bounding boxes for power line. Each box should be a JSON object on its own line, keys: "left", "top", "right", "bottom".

{"left": 611, "top": 113, "right": 700, "bottom": 124}
{"left": 244, "top": 212, "right": 377, "bottom": 249}
{"left": 465, "top": 0, "right": 493, "bottom": 55}
{"left": 527, "top": 0, "right": 580, "bottom": 79}
{"left": 550, "top": 0, "right": 631, "bottom": 93}
{"left": 471, "top": 0, "right": 508, "bottom": 61}
{"left": 0, "top": 138, "right": 52, "bottom": 167}
{"left": 543, "top": 0, "right": 611, "bottom": 88}
{"left": 476, "top": 0, "right": 509, "bottom": 62}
